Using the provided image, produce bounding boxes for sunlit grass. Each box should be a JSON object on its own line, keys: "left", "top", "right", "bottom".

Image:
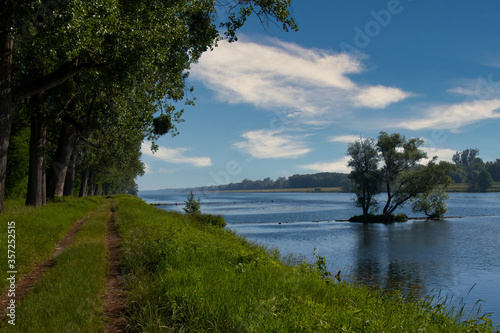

{"left": 0, "top": 197, "right": 103, "bottom": 288}
{"left": 0, "top": 200, "right": 111, "bottom": 332}
{"left": 115, "top": 196, "right": 496, "bottom": 332}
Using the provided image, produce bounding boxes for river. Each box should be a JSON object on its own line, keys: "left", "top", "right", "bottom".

{"left": 139, "top": 191, "right": 500, "bottom": 326}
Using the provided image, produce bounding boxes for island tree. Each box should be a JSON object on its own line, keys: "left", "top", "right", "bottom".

{"left": 346, "top": 138, "right": 381, "bottom": 215}
{"left": 346, "top": 132, "right": 456, "bottom": 217}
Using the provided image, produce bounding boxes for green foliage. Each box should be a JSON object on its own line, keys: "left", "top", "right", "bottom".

{"left": 452, "top": 149, "right": 494, "bottom": 192}
{"left": 192, "top": 214, "right": 227, "bottom": 228}
{"left": 478, "top": 170, "right": 494, "bottom": 192}
{"left": 412, "top": 190, "right": 449, "bottom": 219}
{"left": 183, "top": 192, "right": 201, "bottom": 214}
{"left": 114, "top": 196, "right": 494, "bottom": 332}
{"left": 5, "top": 122, "right": 29, "bottom": 199}
{"left": 347, "top": 138, "right": 381, "bottom": 215}
{"left": 2, "top": 0, "right": 298, "bottom": 210}
{"left": 346, "top": 132, "right": 456, "bottom": 217}
{"left": 152, "top": 114, "right": 172, "bottom": 135}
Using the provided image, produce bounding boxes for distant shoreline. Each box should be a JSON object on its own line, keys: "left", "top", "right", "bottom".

{"left": 141, "top": 182, "right": 500, "bottom": 195}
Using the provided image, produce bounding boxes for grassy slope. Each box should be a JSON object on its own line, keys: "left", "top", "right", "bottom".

{"left": 115, "top": 196, "right": 496, "bottom": 332}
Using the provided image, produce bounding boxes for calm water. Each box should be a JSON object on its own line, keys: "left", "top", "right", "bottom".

{"left": 140, "top": 191, "right": 500, "bottom": 326}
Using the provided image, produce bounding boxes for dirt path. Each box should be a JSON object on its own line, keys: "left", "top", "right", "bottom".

{"left": 103, "top": 207, "right": 128, "bottom": 333}
{"left": 0, "top": 206, "right": 99, "bottom": 321}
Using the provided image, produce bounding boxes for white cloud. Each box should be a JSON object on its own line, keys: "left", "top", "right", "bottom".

{"left": 141, "top": 141, "right": 212, "bottom": 167}
{"left": 447, "top": 76, "right": 500, "bottom": 99}
{"left": 191, "top": 38, "right": 411, "bottom": 123}
{"left": 232, "top": 129, "right": 311, "bottom": 159}
{"left": 420, "top": 147, "right": 457, "bottom": 165}
{"left": 328, "top": 135, "right": 362, "bottom": 143}
{"left": 396, "top": 99, "right": 500, "bottom": 130}
{"left": 299, "top": 156, "right": 350, "bottom": 173}
{"left": 143, "top": 163, "right": 153, "bottom": 175}
{"left": 355, "top": 85, "right": 411, "bottom": 108}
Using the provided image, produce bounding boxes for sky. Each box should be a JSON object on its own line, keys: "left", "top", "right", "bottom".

{"left": 138, "top": 0, "right": 500, "bottom": 190}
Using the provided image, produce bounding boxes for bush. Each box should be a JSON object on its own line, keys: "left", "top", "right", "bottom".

{"left": 183, "top": 192, "right": 201, "bottom": 214}
{"left": 348, "top": 214, "right": 407, "bottom": 223}
{"left": 193, "top": 214, "right": 226, "bottom": 228}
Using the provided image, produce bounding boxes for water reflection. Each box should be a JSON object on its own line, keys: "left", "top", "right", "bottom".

{"left": 351, "top": 221, "right": 453, "bottom": 295}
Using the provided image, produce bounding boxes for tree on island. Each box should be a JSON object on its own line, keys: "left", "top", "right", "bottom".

{"left": 347, "top": 132, "right": 456, "bottom": 221}
{"left": 346, "top": 138, "right": 381, "bottom": 215}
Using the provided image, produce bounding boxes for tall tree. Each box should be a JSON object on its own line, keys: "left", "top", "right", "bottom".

{"left": 377, "top": 132, "right": 428, "bottom": 215}
{"left": 347, "top": 138, "right": 381, "bottom": 215}
{"left": 0, "top": 0, "right": 297, "bottom": 211}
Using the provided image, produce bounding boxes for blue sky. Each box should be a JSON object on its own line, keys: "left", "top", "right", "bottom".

{"left": 138, "top": 0, "right": 500, "bottom": 190}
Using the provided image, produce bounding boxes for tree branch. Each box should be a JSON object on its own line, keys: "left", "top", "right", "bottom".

{"left": 12, "top": 59, "right": 97, "bottom": 103}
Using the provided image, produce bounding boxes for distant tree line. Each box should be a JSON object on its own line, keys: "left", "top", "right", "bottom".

{"left": 449, "top": 148, "right": 499, "bottom": 192}
{"left": 192, "top": 172, "right": 349, "bottom": 192}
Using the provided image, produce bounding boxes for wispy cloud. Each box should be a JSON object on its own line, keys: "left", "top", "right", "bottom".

{"left": 395, "top": 99, "right": 500, "bottom": 131}
{"left": 141, "top": 141, "right": 212, "bottom": 167}
{"left": 328, "top": 135, "right": 362, "bottom": 143}
{"left": 232, "top": 129, "right": 311, "bottom": 159}
{"left": 191, "top": 38, "right": 411, "bottom": 124}
{"left": 299, "top": 156, "right": 350, "bottom": 173}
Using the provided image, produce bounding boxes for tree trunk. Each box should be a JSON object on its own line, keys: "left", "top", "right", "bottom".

{"left": 63, "top": 154, "right": 76, "bottom": 196}
{"left": 47, "top": 122, "right": 77, "bottom": 199}
{"left": 25, "top": 95, "right": 47, "bottom": 207}
{"left": 80, "top": 169, "right": 89, "bottom": 197}
{"left": 0, "top": 26, "right": 14, "bottom": 213}
{"left": 89, "top": 182, "right": 95, "bottom": 196}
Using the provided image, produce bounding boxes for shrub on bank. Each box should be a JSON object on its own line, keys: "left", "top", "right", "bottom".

{"left": 193, "top": 213, "right": 227, "bottom": 227}
{"left": 348, "top": 213, "right": 408, "bottom": 223}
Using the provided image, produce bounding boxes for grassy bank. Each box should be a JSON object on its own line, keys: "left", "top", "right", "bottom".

{"left": 115, "top": 196, "right": 496, "bottom": 332}
{"left": 0, "top": 196, "right": 496, "bottom": 331}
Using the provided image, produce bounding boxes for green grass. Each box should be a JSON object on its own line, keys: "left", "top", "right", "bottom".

{"left": 0, "top": 199, "right": 112, "bottom": 332}
{"left": 0, "top": 196, "right": 103, "bottom": 288}
{"left": 115, "top": 196, "right": 496, "bottom": 332}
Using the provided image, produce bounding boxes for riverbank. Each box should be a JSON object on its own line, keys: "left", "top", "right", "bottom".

{"left": 1, "top": 195, "right": 496, "bottom": 331}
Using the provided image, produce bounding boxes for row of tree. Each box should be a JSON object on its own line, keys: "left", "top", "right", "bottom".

{"left": 192, "top": 172, "right": 349, "bottom": 192}
{"left": 451, "top": 149, "right": 499, "bottom": 191}
{"left": 0, "top": 0, "right": 297, "bottom": 212}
